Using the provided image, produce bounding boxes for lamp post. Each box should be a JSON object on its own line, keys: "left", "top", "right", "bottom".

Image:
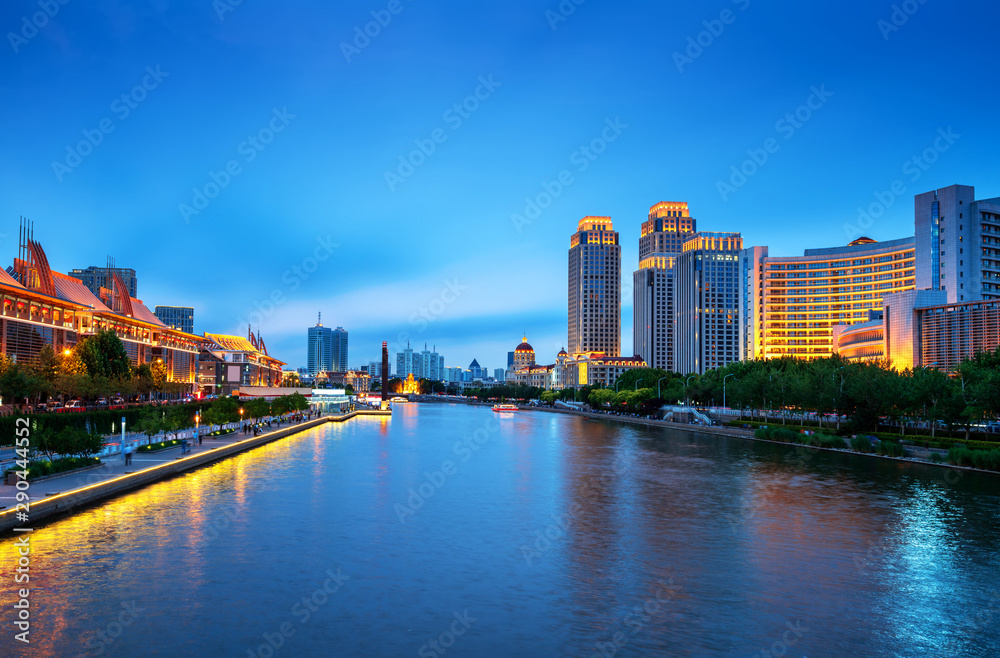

{"left": 685, "top": 375, "right": 696, "bottom": 406}
{"left": 635, "top": 378, "right": 644, "bottom": 391}
{"left": 657, "top": 376, "right": 668, "bottom": 399}
{"left": 723, "top": 373, "right": 735, "bottom": 410}
{"left": 615, "top": 380, "right": 622, "bottom": 393}
{"left": 195, "top": 413, "right": 201, "bottom": 446}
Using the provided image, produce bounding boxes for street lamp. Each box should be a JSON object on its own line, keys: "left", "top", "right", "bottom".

{"left": 195, "top": 413, "right": 201, "bottom": 446}
{"left": 684, "top": 375, "right": 696, "bottom": 406}
{"left": 723, "top": 373, "right": 736, "bottom": 409}
{"left": 657, "top": 376, "right": 668, "bottom": 399}
{"left": 635, "top": 378, "right": 644, "bottom": 391}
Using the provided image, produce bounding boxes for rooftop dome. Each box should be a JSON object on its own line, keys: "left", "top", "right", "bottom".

{"left": 557, "top": 347, "right": 568, "bottom": 356}
{"left": 514, "top": 336, "right": 534, "bottom": 352}
{"left": 848, "top": 236, "right": 877, "bottom": 246}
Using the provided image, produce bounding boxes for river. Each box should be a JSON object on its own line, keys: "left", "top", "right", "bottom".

{"left": 2, "top": 403, "right": 999, "bottom": 657}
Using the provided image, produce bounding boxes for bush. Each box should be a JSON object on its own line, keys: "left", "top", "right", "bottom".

{"left": 876, "top": 440, "right": 906, "bottom": 458}
{"left": 138, "top": 439, "right": 183, "bottom": 453}
{"left": 6, "top": 457, "right": 101, "bottom": 480}
{"left": 805, "top": 433, "right": 847, "bottom": 450}
{"left": 208, "top": 428, "right": 235, "bottom": 437}
{"left": 851, "top": 436, "right": 874, "bottom": 453}
{"left": 948, "top": 446, "right": 1000, "bottom": 471}
{"left": 929, "top": 452, "right": 944, "bottom": 463}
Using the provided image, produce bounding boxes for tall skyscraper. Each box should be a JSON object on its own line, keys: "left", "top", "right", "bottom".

{"left": 68, "top": 265, "right": 137, "bottom": 298}
{"left": 675, "top": 232, "right": 743, "bottom": 374}
{"left": 307, "top": 314, "right": 333, "bottom": 376}
{"left": 332, "top": 327, "right": 348, "bottom": 372}
{"left": 915, "top": 185, "right": 976, "bottom": 304}
{"left": 633, "top": 202, "right": 697, "bottom": 371}
{"left": 418, "top": 344, "right": 442, "bottom": 380}
{"left": 154, "top": 306, "right": 195, "bottom": 334}
{"left": 568, "top": 216, "right": 621, "bottom": 356}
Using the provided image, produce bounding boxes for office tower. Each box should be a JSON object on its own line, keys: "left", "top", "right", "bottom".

{"left": 417, "top": 344, "right": 442, "bottom": 381}
{"left": 494, "top": 368, "right": 506, "bottom": 381}
{"left": 914, "top": 185, "right": 976, "bottom": 304}
{"left": 969, "top": 194, "right": 1000, "bottom": 300}
{"left": 675, "top": 233, "right": 743, "bottom": 374}
{"left": 507, "top": 351, "right": 515, "bottom": 369}
{"left": 738, "top": 246, "right": 768, "bottom": 361}
{"left": 760, "top": 238, "right": 915, "bottom": 360}
{"left": 307, "top": 314, "right": 333, "bottom": 376}
{"left": 468, "top": 359, "right": 485, "bottom": 380}
{"left": 438, "top": 355, "right": 445, "bottom": 379}
{"left": 368, "top": 362, "right": 381, "bottom": 378}
{"left": 633, "top": 202, "right": 698, "bottom": 371}
{"left": 396, "top": 343, "right": 420, "bottom": 379}
{"left": 332, "top": 327, "right": 348, "bottom": 372}
{"left": 154, "top": 306, "right": 195, "bottom": 334}
{"left": 68, "top": 265, "right": 137, "bottom": 298}
{"left": 568, "top": 216, "right": 621, "bottom": 356}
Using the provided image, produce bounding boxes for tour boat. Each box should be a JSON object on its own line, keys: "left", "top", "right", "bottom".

{"left": 492, "top": 403, "right": 518, "bottom": 412}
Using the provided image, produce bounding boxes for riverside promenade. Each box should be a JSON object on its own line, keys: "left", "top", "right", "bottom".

{"left": 0, "top": 408, "right": 390, "bottom": 534}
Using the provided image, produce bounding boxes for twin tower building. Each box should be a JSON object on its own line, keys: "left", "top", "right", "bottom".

{"left": 570, "top": 203, "right": 742, "bottom": 375}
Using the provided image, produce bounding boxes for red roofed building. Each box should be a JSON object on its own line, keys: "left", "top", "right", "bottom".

{"left": 198, "top": 328, "right": 286, "bottom": 397}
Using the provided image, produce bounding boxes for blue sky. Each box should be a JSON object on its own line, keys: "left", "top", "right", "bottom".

{"left": 1, "top": 0, "right": 998, "bottom": 372}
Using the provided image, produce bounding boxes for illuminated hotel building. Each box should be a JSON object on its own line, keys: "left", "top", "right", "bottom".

{"left": 739, "top": 246, "right": 768, "bottom": 361}
{"left": 569, "top": 217, "right": 621, "bottom": 357}
{"left": 760, "top": 236, "right": 916, "bottom": 360}
{"left": 633, "top": 202, "right": 697, "bottom": 371}
{"left": 676, "top": 232, "right": 742, "bottom": 374}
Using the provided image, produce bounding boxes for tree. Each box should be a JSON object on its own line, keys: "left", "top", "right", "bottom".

{"left": 77, "top": 329, "right": 132, "bottom": 380}
{"left": 282, "top": 372, "right": 301, "bottom": 388}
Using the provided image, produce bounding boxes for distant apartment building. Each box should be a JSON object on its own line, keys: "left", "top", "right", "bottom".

{"left": 633, "top": 202, "right": 697, "bottom": 371}
{"left": 154, "top": 305, "right": 194, "bottom": 334}
{"left": 676, "top": 232, "right": 743, "bottom": 374}
{"left": 569, "top": 217, "right": 621, "bottom": 357}
{"left": 68, "top": 265, "right": 137, "bottom": 298}
{"left": 494, "top": 368, "right": 506, "bottom": 382}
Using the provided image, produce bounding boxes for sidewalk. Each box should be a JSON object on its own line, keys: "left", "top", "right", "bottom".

{"left": 0, "top": 415, "right": 323, "bottom": 508}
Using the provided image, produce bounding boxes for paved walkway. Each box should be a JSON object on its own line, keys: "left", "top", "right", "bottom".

{"left": 0, "top": 415, "right": 326, "bottom": 509}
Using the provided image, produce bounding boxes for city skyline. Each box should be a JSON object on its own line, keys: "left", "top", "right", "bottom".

{"left": 2, "top": 1, "right": 999, "bottom": 370}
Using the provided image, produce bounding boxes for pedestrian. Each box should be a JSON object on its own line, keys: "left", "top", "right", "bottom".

{"left": 125, "top": 445, "right": 133, "bottom": 466}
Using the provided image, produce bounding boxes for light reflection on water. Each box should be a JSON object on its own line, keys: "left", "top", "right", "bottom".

{"left": 1, "top": 405, "right": 998, "bottom": 657}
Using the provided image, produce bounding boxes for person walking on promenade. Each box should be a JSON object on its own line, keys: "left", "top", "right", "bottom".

{"left": 125, "top": 445, "right": 133, "bottom": 466}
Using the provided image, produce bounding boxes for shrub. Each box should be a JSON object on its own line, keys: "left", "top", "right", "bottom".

{"left": 947, "top": 446, "right": 1000, "bottom": 471}
{"left": 876, "top": 440, "right": 906, "bottom": 458}
{"left": 138, "top": 439, "right": 183, "bottom": 453}
{"left": 929, "top": 452, "right": 944, "bottom": 463}
{"left": 851, "top": 436, "right": 873, "bottom": 453}
{"left": 11, "top": 457, "right": 101, "bottom": 480}
{"left": 807, "top": 433, "right": 847, "bottom": 450}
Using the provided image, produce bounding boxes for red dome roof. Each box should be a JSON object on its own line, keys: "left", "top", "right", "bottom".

{"left": 514, "top": 336, "right": 534, "bottom": 352}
